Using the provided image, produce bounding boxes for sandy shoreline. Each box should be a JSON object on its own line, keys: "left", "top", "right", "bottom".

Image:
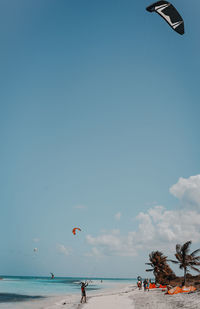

{"left": 79, "top": 285, "right": 200, "bottom": 309}
{"left": 1, "top": 284, "right": 200, "bottom": 309}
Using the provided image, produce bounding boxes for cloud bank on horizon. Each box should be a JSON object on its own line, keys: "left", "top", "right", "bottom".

{"left": 86, "top": 175, "right": 200, "bottom": 258}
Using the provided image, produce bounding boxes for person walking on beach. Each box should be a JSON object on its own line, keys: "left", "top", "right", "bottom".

{"left": 143, "top": 279, "right": 147, "bottom": 291}
{"left": 137, "top": 279, "right": 142, "bottom": 290}
{"left": 80, "top": 282, "right": 88, "bottom": 303}
{"left": 146, "top": 279, "right": 149, "bottom": 291}
{"left": 137, "top": 276, "right": 142, "bottom": 290}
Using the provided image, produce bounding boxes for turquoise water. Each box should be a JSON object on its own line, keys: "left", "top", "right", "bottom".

{"left": 0, "top": 276, "right": 136, "bottom": 303}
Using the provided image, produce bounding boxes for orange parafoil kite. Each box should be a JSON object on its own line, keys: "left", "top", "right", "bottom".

{"left": 72, "top": 227, "right": 81, "bottom": 235}
{"left": 167, "top": 286, "right": 196, "bottom": 295}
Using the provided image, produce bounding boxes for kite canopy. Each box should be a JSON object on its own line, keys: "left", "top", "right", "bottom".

{"left": 33, "top": 248, "right": 38, "bottom": 252}
{"left": 167, "top": 286, "right": 196, "bottom": 295}
{"left": 146, "top": 1, "right": 184, "bottom": 35}
{"left": 149, "top": 283, "right": 156, "bottom": 289}
{"left": 72, "top": 227, "right": 81, "bottom": 235}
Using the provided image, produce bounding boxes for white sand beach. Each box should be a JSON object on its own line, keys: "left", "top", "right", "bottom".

{"left": 2, "top": 284, "right": 200, "bottom": 309}
{"left": 79, "top": 285, "right": 200, "bottom": 309}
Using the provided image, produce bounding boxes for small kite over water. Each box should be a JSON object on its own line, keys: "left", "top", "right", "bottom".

{"left": 33, "top": 248, "right": 38, "bottom": 252}
{"left": 72, "top": 227, "right": 81, "bottom": 235}
{"left": 146, "top": 1, "right": 184, "bottom": 35}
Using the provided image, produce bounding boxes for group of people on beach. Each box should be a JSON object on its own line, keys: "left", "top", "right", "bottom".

{"left": 137, "top": 278, "right": 150, "bottom": 291}
{"left": 81, "top": 278, "right": 151, "bottom": 304}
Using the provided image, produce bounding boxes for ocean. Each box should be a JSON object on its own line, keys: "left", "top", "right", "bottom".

{"left": 0, "top": 276, "right": 136, "bottom": 304}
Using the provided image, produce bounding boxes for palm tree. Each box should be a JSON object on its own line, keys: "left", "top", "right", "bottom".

{"left": 146, "top": 251, "right": 175, "bottom": 284}
{"left": 169, "top": 241, "right": 200, "bottom": 286}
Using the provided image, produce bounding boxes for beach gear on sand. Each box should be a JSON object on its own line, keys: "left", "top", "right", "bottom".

{"left": 167, "top": 286, "right": 182, "bottom": 295}
{"left": 149, "top": 283, "right": 156, "bottom": 289}
{"left": 167, "top": 286, "right": 196, "bottom": 295}
{"left": 149, "top": 283, "right": 167, "bottom": 290}
{"left": 146, "top": 1, "right": 184, "bottom": 35}
{"left": 72, "top": 227, "right": 81, "bottom": 235}
{"left": 181, "top": 286, "right": 196, "bottom": 293}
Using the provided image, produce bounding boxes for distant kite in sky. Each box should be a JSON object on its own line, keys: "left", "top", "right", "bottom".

{"left": 72, "top": 227, "right": 81, "bottom": 235}
{"left": 146, "top": 1, "right": 184, "bottom": 35}
{"left": 33, "top": 248, "right": 38, "bottom": 252}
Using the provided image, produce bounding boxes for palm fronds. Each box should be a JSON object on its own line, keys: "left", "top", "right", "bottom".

{"left": 146, "top": 251, "right": 175, "bottom": 284}
{"left": 169, "top": 241, "right": 200, "bottom": 285}
{"left": 191, "top": 248, "right": 200, "bottom": 257}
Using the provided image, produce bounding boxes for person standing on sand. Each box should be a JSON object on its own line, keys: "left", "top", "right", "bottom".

{"left": 143, "top": 279, "right": 147, "bottom": 291}
{"left": 146, "top": 279, "right": 149, "bottom": 291}
{"left": 80, "top": 282, "right": 88, "bottom": 303}
{"left": 137, "top": 280, "right": 142, "bottom": 290}
{"left": 137, "top": 276, "right": 142, "bottom": 290}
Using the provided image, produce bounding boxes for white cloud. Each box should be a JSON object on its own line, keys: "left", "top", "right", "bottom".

{"left": 86, "top": 175, "right": 200, "bottom": 257}
{"left": 114, "top": 212, "right": 121, "bottom": 221}
{"left": 85, "top": 247, "right": 104, "bottom": 258}
{"left": 57, "top": 244, "right": 72, "bottom": 256}
{"left": 86, "top": 231, "right": 137, "bottom": 257}
{"left": 170, "top": 175, "right": 200, "bottom": 209}
{"left": 135, "top": 206, "right": 200, "bottom": 250}
{"left": 33, "top": 238, "right": 40, "bottom": 243}
{"left": 145, "top": 201, "right": 157, "bottom": 206}
{"left": 86, "top": 206, "right": 200, "bottom": 257}
{"left": 111, "top": 229, "right": 120, "bottom": 235}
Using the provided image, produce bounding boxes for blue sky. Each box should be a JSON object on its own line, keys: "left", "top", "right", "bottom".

{"left": 1, "top": 0, "right": 200, "bottom": 278}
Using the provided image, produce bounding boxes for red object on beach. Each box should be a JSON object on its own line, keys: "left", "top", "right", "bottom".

{"left": 149, "top": 283, "right": 156, "bottom": 289}
{"left": 167, "top": 286, "right": 182, "bottom": 295}
{"left": 167, "top": 285, "right": 196, "bottom": 295}
{"left": 149, "top": 283, "right": 167, "bottom": 290}
{"left": 72, "top": 227, "right": 81, "bottom": 235}
{"left": 181, "top": 286, "right": 196, "bottom": 293}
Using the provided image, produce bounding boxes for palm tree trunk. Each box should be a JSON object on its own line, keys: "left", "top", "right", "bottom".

{"left": 183, "top": 267, "right": 186, "bottom": 286}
